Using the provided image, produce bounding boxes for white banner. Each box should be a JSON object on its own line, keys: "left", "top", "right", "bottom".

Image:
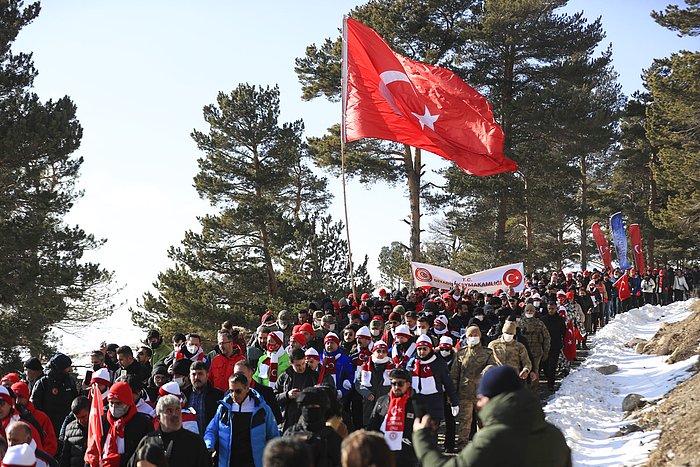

{"left": 411, "top": 261, "right": 525, "bottom": 293}
{"left": 462, "top": 262, "right": 525, "bottom": 294}
{"left": 411, "top": 261, "right": 464, "bottom": 289}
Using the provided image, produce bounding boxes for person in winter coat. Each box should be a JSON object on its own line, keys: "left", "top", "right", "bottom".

{"left": 518, "top": 304, "right": 551, "bottom": 381}
{"left": 84, "top": 381, "right": 153, "bottom": 467}
{"left": 209, "top": 330, "right": 245, "bottom": 392}
{"left": 437, "top": 336, "right": 458, "bottom": 452}
{"left": 183, "top": 361, "right": 225, "bottom": 435}
{"left": 283, "top": 387, "right": 342, "bottom": 467}
{"left": 275, "top": 348, "right": 319, "bottom": 431}
{"left": 672, "top": 269, "right": 689, "bottom": 302}
{"left": 0, "top": 386, "right": 44, "bottom": 453}
{"left": 233, "top": 360, "right": 283, "bottom": 425}
{"left": 355, "top": 340, "right": 394, "bottom": 428}
{"left": 146, "top": 330, "right": 171, "bottom": 366}
{"left": 253, "top": 331, "right": 290, "bottom": 391}
{"left": 30, "top": 353, "right": 79, "bottom": 439}
{"left": 487, "top": 321, "right": 531, "bottom": 380}
{"left": 411, "top": 335, "right": 459, "bottom": 423}
{"left": 367, "top": 368, "right": 418, "bottom": 467}
{"left": 449, "top": 326, "right": 496, "bottom": 448}
{"left": 145, "top": 365, "right": 169, "bottom": 403}
{"left": 641, "top": 274, "right": 656, "bottom": 305}
{"left": 413, "top": 365, "right": 571, "bottom": 467}
{"left": 204, "top": 372, "right": 280, "bottom": 467}
{"left": 59, "top": 396, "right": 90, "bottom": 467}
{"left": 390, "top": 325, "right": 416, "bottom": 369}
{"left": 11, "top": 382, "right": 57, "bottom": 457}
{"left": 128, "top": 394, "right": 210, "bottom": 467}
{"left": 319, "top": 333, "right": 354, "bottom": 400}
{"left": 541, "top": 302, "right": 567, "bottom": 392}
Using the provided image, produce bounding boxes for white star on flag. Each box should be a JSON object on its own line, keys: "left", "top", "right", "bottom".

{"left": 411, "top": 105, "right": 439, "bottom": 130}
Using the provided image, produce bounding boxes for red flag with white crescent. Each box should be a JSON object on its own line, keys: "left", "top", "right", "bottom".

{"left": 614, "top": 274, "right": 632, "bottom": 301}
{"left": 591, "top": 222, "right": 612, "bottom": 272}
{"left": 629, "top": 224, "right": 645, "bottom": 273}
{"left": 84, "top": 383, "right": 103, "bottom": 466}
{"left": 343, "top": 17, "right": 517, "bottom": 176}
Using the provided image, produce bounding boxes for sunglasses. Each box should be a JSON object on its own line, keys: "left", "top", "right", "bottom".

{"left": 390, "top": 381, "right": 406, "bottom": 387}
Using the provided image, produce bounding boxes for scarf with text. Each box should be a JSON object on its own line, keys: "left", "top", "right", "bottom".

{"left": 391, "top": 342, "right": 416, "bottom": 369}
{"left": 257, "top": 345, "right": 285, "bottom": 386}
{"left": 381, "top": 387, "right": 411, "bottom": 451}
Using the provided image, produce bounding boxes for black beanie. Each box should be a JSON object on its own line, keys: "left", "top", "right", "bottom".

{"left": 171, "top": 358, "right": 192, "bottom": 376}
{"left": 152, "top": 364, "right": 168, "bottom": 377}
{"left": 48, "top": 353, "right": 72, "bottom": 372}
{"left": 477, "top": 366, "right": 521, "bottom": 398}
{"left": 23, "top": 357, "right": 42, "bottom": 372}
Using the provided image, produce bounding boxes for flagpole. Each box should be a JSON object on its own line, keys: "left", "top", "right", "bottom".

{"left": 341, "top": 15, "right": 358, "bottom": 302}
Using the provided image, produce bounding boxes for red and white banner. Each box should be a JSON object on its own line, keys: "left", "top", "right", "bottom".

{"left": 629, "top": 224, "right": 645, "bottom": 273}
{"left": 411, "top": 261, "right": 525, "bottom": 293}
{"left": 591, "top": 222, "right": 612, "bottom": 272}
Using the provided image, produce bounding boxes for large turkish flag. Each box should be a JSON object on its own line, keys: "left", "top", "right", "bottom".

{"left": 343, "top": 17, "right": 517, "bottom": 176}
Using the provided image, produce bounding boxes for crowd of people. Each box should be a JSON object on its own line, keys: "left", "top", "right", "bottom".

{"left": 0, "top": 265, "right": 696, "bottom": 467}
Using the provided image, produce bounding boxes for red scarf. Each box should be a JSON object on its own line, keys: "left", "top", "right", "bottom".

{"left": 383, "top": 388, "right": 411, "bottom": 451}
{"left": 318, "top": 353, "right": 337, "bottom": 384}
{"left": 259, "top": 346, "right": 284, "bottom": 384}
{"left": 360, "top": 357, "right": 394, "bottom": 387}
{"left": 102, "top": 405, "right": 136, "bottom": 466}
{"left": 353, "top": 348, "right": 372, "bottom": 367}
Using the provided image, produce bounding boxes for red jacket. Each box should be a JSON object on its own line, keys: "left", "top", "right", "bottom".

{"left": 209, "top": 353, "right": 245, "bottom": 392}
{"left": 26, "top": 402, "right": 58, "bottom": 456}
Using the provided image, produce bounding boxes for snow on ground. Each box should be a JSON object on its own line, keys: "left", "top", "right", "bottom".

{"left": 545, "top": 299, "right": 699, "bottom": 467}
{"left": 51, "top": 307, "right": 145, "bottom": 376}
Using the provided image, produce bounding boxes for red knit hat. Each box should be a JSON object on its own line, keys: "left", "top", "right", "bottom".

{"left": 416, "top": 334, "right": 433, "bottom": 349}
{"left": 361, "top": 292, "right": 371, "bottom": 301}
{"left": 291, "top": 332, "right": 307, "bottom": 347}
{"left": 10, "top": 382, "right": 30, "bottom": 400}
{"left": 299, "top": 323, "right": 314, "bottom": 335}
{"left": 107, "top": 381, "right": 134, "bottom": 407}
{"left": 323, "top": 332, "right": 340, "bottom": 345}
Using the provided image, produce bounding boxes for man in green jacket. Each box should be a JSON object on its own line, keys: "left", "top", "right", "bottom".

{"left": 413, "top": 365, "right": 571, "bottom": 467}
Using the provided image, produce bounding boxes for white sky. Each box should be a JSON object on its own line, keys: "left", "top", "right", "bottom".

{"left": 13, "top": 1, "right": 699, "bottom": 314}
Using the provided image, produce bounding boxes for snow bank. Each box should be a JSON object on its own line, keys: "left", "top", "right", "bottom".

{"left": 545, "top": 299, "right": 699, "bottom": 467}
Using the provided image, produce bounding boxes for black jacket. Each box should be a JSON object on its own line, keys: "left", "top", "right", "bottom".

{"left": 30, "top": 370, "right": 79, "bottom": 437}
{"left": 99, "top": 412, "right": 154, "bottom": 467}
{"left": 274, "top": 367, "right": 319, "bottom": 431}
{"left": 412, "top": 354, "right": 458, "bottom": 420}
{"left": 283, "top": 424, "right": 342, "bottom": 467}
{"left": 251, "top": 381, "right": 283, "bottom": 425}
{"left": 127, "top": 428, "right": 210, "bottom": 467}
{"left": 541, "top": 314, "right": 567, "bottom": 350}
{"left": 182, "top": 381, "right": 225, "bottom": 433}
{"left": 368, "top": 392, "right": 418, "bottom": 466}
{"left": 59, "top": 419, "right": 87, "bottom": 467}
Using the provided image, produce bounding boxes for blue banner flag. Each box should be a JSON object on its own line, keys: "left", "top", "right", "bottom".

{"left": 610, "top": 212, "right": 632, "bottom": 271}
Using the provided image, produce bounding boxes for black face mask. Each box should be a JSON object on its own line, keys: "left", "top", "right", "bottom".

{"left": 300, "top": 406, "right": 325, "bottom": 431}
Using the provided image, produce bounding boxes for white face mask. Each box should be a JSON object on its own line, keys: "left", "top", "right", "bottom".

{"left": 187, "top": 344, "right": 199, "bottom": 354}
{"left": 533, "top": 301, "right": 541, "bottom": 308}
{"left": 502, "top": 333, "right": 514, "bottom": 343}
{"left": 466, "top": 336, "right": 481, "bottom": 347}
{"left": 372, "top": 354, "right": 390, "bottom": 364}
{"left": 474, "top": 315, "right": 484, "bottom": 321}
{"left": 110, "top": 405, "right": 128, "bottom": 418}
{"left": 439, "top": 349, "right": 451, "bottom": 358}
{"left": 525, "top": 312, "right": 535, "bottom": 319}
{"left": 173, "top": 376, "right": 186, "bottom": 388}
{"left": 416, "top": 327, "right": 427, "bottom": 335}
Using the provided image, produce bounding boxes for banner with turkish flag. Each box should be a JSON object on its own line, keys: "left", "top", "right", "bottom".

{"left": 614, "top": 274, "right": 632, "bottom": 301}
{"left": 84, "top": 383, "right": 104, "bottom": 466}
{"left": 629, "top": 224, "right": 645, "bottom": 273}
{"left": 343, "top": 17, "right": 517, "bottom": 176}
{"left": 591, "top": 222, "right": 612, "bottom": 272}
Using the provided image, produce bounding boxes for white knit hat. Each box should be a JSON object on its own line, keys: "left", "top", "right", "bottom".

{"left": 304, "top": 347, "right": 320, "bottom": 361}
{"left": 439, "top": 336, "right": 454, "bottom": 348}
{"left": 158, "top": 381, "right": 181, "bottom": 398}
{"left": 2, "top": 443, "right": 36, "bottom": 466}
{"left": 416, "top": 334, "right": 433, "bottom": 348}
{"left": 394, "top": 324, "right": 411, "bottom": 338}
{"left": 90, "top": 368, "right": 112, "bottom": 387}
{"left": 355, "top": 326, "right": 371, "bottom": 339}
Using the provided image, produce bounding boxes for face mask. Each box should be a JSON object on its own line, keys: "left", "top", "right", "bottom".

{"left": 372, "top": 355, "right": 389, "bottom": 364}
{"left": 439, "top": 350, "right": 451, "bottom": 358}
{"left": 187, "top": 344, "right": 198, "bottom": 354}
{"left": 173, "top": 376, "right": 186, "bottom": 388}
{"left": 503, "top": 333, "right": 514, "bottom": 342}
{"left": 266, "top": 343, "right": 278, "bottom": 353}
{"left": 474, "top": 315, "right": 484, "bottom": 321}
{"left": 370, "top": 328, "right": 381, "bottom": 337}
{"left": 467, "top": 336, "right": 481, "bottom": 347}
{"left": 361, "top": 316, "right": 369, "bottom": 322}
{"left": 416, "top": 327, "right": 427, "bottom": 335}
{"left": 533, "top": 301, "right": 541, "bottom": 308}
{"left": 110, "top": 406, "right": 128, "bottom": 418}
{"left": 525, "top": 312, "right": 535, "bottom": 318}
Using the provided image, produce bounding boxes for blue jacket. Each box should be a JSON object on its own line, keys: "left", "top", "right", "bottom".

{"left": 321, "top": 350, "right": 355, "bottom": 398}
{"left": 203, "top": 387, "right": 280, "bottom": 467}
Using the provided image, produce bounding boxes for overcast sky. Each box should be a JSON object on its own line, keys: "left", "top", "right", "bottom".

{"left": 13, "top": 1, "right": 699, "bottom": 315}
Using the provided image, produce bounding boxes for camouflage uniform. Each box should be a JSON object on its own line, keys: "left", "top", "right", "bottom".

{"left": 518, "top": 316, "right": 550, "bottom": 374}
{"left": 488, "top": 337, "right": 532, "bottom": 375}
{"left": 450, "top": 345, "right": 497, "bottom": 446}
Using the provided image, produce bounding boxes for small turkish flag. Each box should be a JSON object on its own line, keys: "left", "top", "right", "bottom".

{"left": 614, "top": 274, "right": 632, "bottom": 301}
{"left": 343, "top": 17, "right": 517, "bottom": 176}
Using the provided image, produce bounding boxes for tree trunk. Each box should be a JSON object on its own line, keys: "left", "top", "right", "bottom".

{"left": 404, "top": 145, "right": 422, "bottom": 262}
{"left": 253, "top": 150, "right": 279, "bottom": 297}
{"left": 648, "top": 156, "right": 659, "bottom": 266}
{"left": 580, "top": 154, "right": 588, "bottom": 270}
{"left": 523, "top": 171, "right": 532, "bottom": 269}
{"left": 495, "top": 47, "right": 515, "bottom": 262}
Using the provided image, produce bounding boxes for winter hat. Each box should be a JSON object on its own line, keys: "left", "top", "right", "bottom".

{"left": 151, "top": 364, "right": 168, "bottom": 378}
{"left": 107, "top": 381, "right": 134, "bottom": 406}
{"left": 277, "top": 309, "right": 292, "bottom": 325}
{"left": 477, "top": 366, "right": 522, "bottom": 398}
{"left": 531, "top": 293, "right": 541, "bottom": 300}
{"left": 556, "top": 290, "right": 566, "bottom": 297}
{"left": 349, "top": 308, "right": 361, "bottom": 318}
{"left": 323, "top": 332, "right": 340, "bottom": 345}
{"left": 379, "top": 288, "right": 387, "bottom": 296}
{"left": 434, "top": 315, "right": 449, "bottom": 327}
{"left": 361, "top": 293, "right": 371, "bottom": 301}
{"left": 356, "top": 326, "right": 371, "bottom": 339}
{"left": 416, "top": 334, "right": 433, "bottom": 349}
{"left": 304, "top": 348, "right": 320, "bottom": 361}
{"left": 268, "top": 331, "right": 284, "bottom": 347}
{"left": 373, "top": 340, "right": 388, "bottom": 351}
{"left": 2, "top": 443, "right": 36, "bottom": 466}
{"left": 158, "top": 380, "right": 182, "bottom": 398}
{"left": 299, "top": 323, "right": 315, "bottom": 336}
{"left": 91, "top": 368, "right": 112, "bottom": 387}
{"left": 392, "top": 305, "right": 406, "bottom": 315}
{"left": 0, "top": 385, "right": 13, "bottom": 406}
{"left": 466, "top": 325, "right": 481, "bottom": 337}
{"left": 565, "top": 291, "right": 575, "bottom": 300}
{"left": 387, "top": 312, "right": 401, "bottom": 323}
{"left": 171, "top": 358, "right": 192, "bottom": 377}
{"left": 394, "top": 324, "right": 411, "bottom": 339}
{"left": 291, "top": 332, "right": 307, "bottom": 347}
{"left": 23, "top": 357, "right": 42, "bottom": 372}
{"left": 48, "top": 353, "right": 72, "bottom": 372}
{"left": 502, "top": 320, "right": 517, "bottom": 335}
{"left": 2, "top": 373, "right": 20, "bottom": 385}
{"left": 369, "top": 319, "right": 383, "bottom": 331}
{"left": 524, "top": 304, "right": 536, "bottom": 314}
{"left": 10, "top": 382, "right": 30, "bottom": 400}
{"left": 438, "top": 336, "right": 453, "bottom": 349}
{"left": 321, "top": 314, "right": 336, "bottom": 324}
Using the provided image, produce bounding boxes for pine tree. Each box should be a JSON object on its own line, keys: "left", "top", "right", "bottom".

{"left": 378, "top": 242, "right": 411, "bottom": 290}
{"left": 0, "top": 1, "right": 113, "bottom": 369}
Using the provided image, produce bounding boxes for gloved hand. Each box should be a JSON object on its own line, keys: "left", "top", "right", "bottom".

{"left": 451, "top": 406, "right": 459, "bottom": 417}
{"left": 343, "top": 380, "right": 352, "bottom": 390}
{"left": 337, "top": 390, "right": 343, "bottom": 399}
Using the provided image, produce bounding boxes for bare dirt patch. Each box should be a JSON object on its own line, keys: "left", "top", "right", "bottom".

{"left": 642, "top": 302, "right": 700, "bottom": 363}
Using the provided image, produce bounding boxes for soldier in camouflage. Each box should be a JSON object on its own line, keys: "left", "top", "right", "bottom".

{"left": 518, "top": 304, "right": 550, "bottom": 381}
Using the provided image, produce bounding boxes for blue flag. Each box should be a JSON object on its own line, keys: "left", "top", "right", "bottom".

{"left": 610, "top": 212, "right": 632, "bottom": 271}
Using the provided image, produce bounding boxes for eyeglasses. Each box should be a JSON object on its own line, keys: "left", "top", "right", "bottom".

{"left": 390, "top": 381, "right": 406, "bottom": 387}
